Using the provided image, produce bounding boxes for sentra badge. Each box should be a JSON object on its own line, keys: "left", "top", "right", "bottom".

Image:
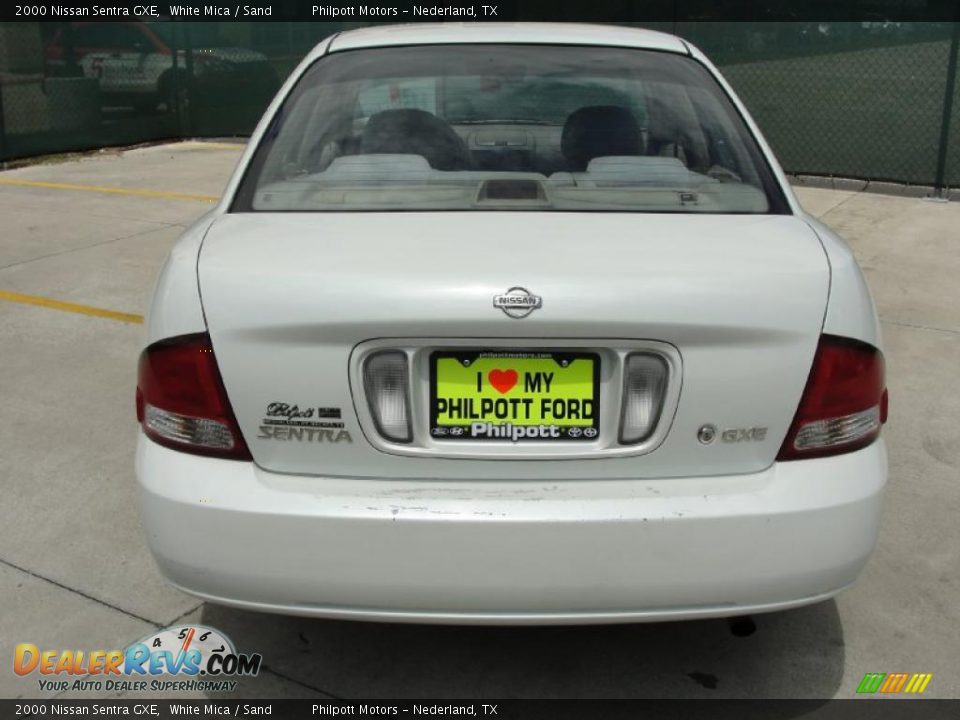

{"left": 258, "top": 402, "right": 352, "bottom": 443}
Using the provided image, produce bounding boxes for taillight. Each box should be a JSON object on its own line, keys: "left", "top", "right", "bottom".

{"left": 136, "top": 333, "right": 252, "bottom": 460}
{"left": 777, "top": 334, "right": 887, "bottom": 461}
{"left": 362, "top": 351, "right": 413, "bottom": 443}
{"left": 619, "top": 353, "right": 669, "bottom": 444}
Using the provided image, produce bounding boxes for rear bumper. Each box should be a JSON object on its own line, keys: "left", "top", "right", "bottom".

{"left": 136, "top": 435, "right": 887, "bottom": 624}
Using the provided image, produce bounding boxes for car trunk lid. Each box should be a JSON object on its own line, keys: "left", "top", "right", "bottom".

{"left": 198, "top": 212, "right": 828, "bottom": 480}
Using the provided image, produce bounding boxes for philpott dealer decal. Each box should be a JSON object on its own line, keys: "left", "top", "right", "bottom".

{"left": 257, "top": 402, "right": 352, "bottom": 443}
{"left": 13, "top": 625, "right": 261, "bottom": 693}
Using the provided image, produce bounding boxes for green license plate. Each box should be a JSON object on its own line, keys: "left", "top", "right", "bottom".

{"left": 430, "top": 350, "right": 600, "bottom": 442}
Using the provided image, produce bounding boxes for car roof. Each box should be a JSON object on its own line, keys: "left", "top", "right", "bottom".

{"left": 322, "top": 22, "right": 689, "bottom": 57}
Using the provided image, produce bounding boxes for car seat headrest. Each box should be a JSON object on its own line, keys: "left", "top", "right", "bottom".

{"left": 361, "top": 109, "right": 472, "bottom": 171}
{"left": 561, "top": 105, "right": 642, "bottom": 172}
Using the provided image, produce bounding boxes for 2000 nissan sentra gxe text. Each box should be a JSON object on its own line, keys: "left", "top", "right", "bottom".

{"left": 135, "top": 23, "right": 889, "bottom": 624}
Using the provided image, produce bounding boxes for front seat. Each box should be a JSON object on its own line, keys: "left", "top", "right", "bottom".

{"left": 645, "top": 96, "right": 675, "bottom": 157}
{"left": 561, "top": 105, "right": 642, "bottom": 172}
{"left": 361, "top": 109, "right": 473, "bottom": 171}
{"left": 645, "top": 95, "right": 706, "bottom": 169}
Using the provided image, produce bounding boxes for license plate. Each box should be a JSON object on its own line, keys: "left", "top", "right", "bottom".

{"left": 430, "top": 351, "right": 600, "bottom": 442}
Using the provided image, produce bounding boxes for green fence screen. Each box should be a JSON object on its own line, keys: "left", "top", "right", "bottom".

{"left": 1, "top": 20, "right": 958, "bottom": 189}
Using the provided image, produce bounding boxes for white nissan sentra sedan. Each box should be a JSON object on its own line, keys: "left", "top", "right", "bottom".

{"left": 135, "top": 23, "right": 889, "bottom": 624}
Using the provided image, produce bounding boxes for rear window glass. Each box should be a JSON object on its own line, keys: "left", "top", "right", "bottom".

{"left": 233, "top": 44, "right": 787, "bottom": 214}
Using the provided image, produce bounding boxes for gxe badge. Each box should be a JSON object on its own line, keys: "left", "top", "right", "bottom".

{"left": 493, "top": 286, "right": 542, "bottom": 319}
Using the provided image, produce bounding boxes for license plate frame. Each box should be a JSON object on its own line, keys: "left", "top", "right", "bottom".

{"left": 429, "top": 350, "right": 601, "bottom": 442}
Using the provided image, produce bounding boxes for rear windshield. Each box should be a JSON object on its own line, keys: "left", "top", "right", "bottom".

{"left": 232, "top": 44, "right": 788, "bottom": 214}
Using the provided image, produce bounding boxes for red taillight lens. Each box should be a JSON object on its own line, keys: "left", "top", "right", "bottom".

{"left": 136, "top": 333, "right": 251, "bottom": 460}
{"left": 777, "top": 334, "right": 887, "bottom": 461}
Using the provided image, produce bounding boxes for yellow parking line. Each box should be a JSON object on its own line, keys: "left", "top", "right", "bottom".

{"left": 0, "top": 178, "right": 218, "bottom": 203}
{"left": 0, "top": 290, "right": 144, "bottom": 324}
{"left": 182, "top": 141, "right": 246, "bottom": 150}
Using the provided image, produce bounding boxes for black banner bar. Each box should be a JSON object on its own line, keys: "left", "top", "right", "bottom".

{"left": 4, "top": 700, "right": 960, "bottom": 720}
{"left": 4, "top": 0, "right": 960, "bottom": 23}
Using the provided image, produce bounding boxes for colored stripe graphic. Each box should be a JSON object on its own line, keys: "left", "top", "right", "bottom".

{"left": 858, "top": 672, "right": 933, "bottom": 695}
{"left": 857, "top": 673, "right": 886, "bottom": 694}
{"left": 904, "top": 674, "right": 934, "bottom": 694}
{"left": 879, "top": 673, "right": 909, "bottom": 693}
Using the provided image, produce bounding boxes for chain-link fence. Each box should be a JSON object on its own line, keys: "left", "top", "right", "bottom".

{"left": 1, "top": 20, "right": 958, "bottom": 190}
{"left": 693, "top": 22, "right": 960, "bottom": 188}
